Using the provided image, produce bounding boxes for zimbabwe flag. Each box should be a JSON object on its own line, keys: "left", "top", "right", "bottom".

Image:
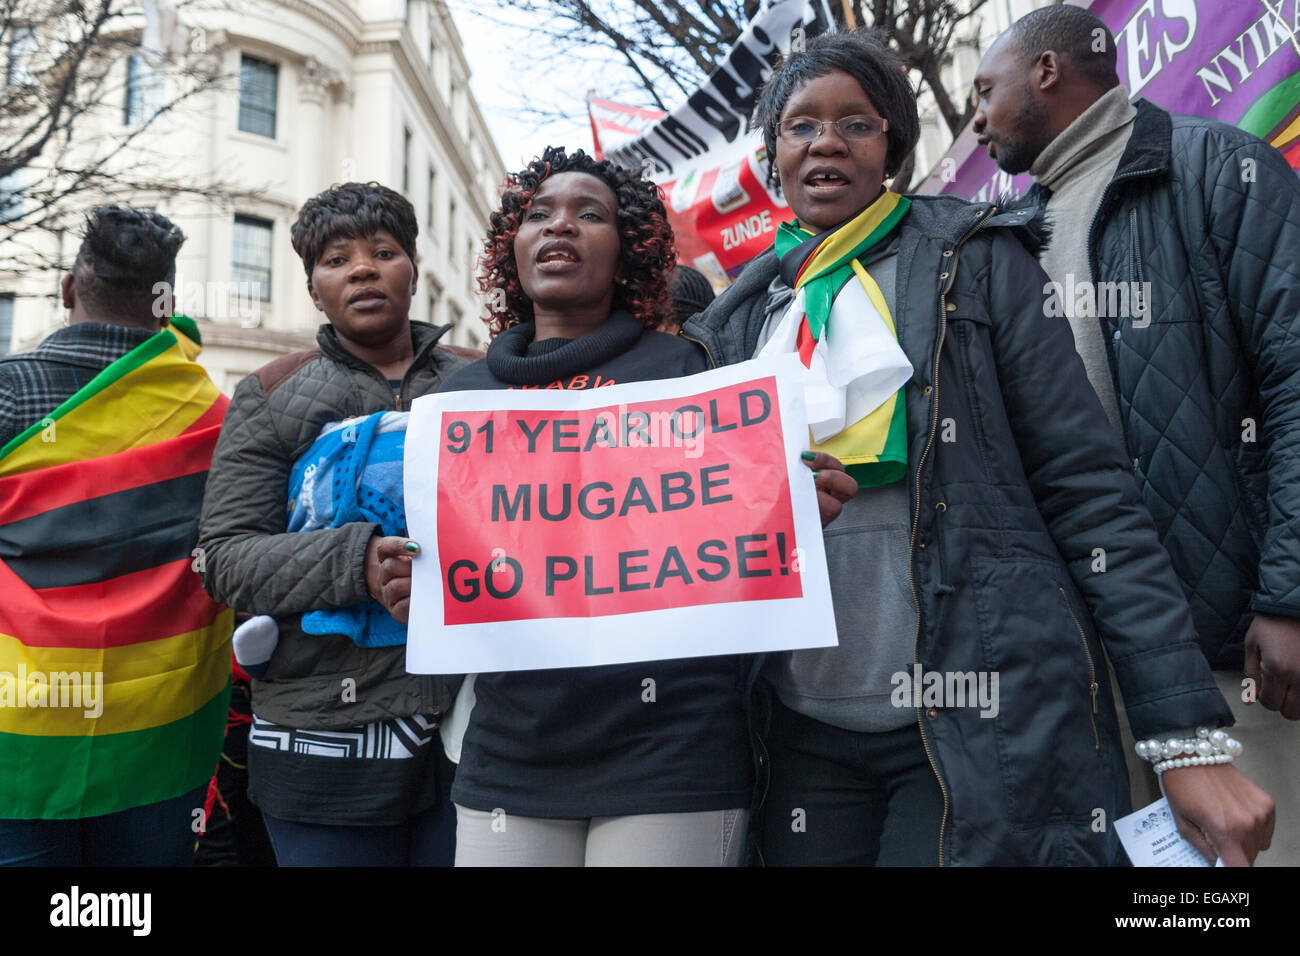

{"left": 1239, "top": 71, "right": 1300, "bottom": 171}
{"left": 0, "top": 316, "right": 233, "bottom": 819}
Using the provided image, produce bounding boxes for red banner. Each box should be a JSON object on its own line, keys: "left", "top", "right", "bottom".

{"left": 434, "top": 376, "right": 800, "bottom": 625}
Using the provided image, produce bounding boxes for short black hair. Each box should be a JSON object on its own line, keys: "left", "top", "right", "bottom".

{"left": 752, "top": 29, "right": 920, "bottom": 182}
{"left": 73, "top": 205, "right": 185, "bottom": 315}
{"left": 1011, "top": 5, "right": 1120, "bottom": 91}
{"left": 290, "top": 182, "right": 418, "bottom": 278}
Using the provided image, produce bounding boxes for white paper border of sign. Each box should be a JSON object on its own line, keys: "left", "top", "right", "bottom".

{"left": 404, "top": 353, "right": 835, "bottom": 674}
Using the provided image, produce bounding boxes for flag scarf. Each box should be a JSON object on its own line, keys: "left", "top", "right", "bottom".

{"left": 0, "top": 316, "right": 233, "bottom": 819}
{"left": 768, "top": 191, "right": 913, "bottom": 487}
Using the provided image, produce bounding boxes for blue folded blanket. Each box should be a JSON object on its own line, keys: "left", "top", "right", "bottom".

{"left": 287, "top": 411, "right": 409, "bottom": 647}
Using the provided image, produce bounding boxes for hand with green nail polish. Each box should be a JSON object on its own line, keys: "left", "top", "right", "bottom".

{"left": 365, "top": 535, "right": 418, "bottom": 623}
{"left": 802, "top": 450, "right": 856, "bottom": 527}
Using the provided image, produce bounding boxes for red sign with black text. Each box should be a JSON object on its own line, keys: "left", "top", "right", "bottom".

{"left": 435, "top": 376, "right": 801, "bottom": 625}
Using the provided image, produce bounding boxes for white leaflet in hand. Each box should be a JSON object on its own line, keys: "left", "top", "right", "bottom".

{"left": 1116, "top": 797, "right": 1224, "bottom": 866}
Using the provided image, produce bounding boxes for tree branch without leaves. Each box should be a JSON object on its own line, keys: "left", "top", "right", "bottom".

{"left": 470, "top": 0, "right": 990, "bottom": 191}
{"left": 1, "top": 0, "right": 266, "bottom": 271}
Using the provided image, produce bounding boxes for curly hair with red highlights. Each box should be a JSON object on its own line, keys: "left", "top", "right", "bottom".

{"left": 477, "top": 145, "right": 676, "bottom": 337}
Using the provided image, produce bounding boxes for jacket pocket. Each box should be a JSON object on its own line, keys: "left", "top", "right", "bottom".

{"left": 1129, "top": 209, "right": 1149, "bottom": 326}
{"left": 931, "top": 500, "right": 949, "bottom": 591}
{"left": 1058, "top": 586, "right": 1100, "bottom": 751}
{"left": 967, "top": 555, "right": 1114, "bottom": 829}
{"left": 946, "top": 318, "right": 994, "bottom": 482}
{"left": 1120, "top": 208, "right": 1197, "bottom": 325}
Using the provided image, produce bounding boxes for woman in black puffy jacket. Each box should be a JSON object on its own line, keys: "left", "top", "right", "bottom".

{"left": 680, "top": 29, "right": 1273, "bottom": 867}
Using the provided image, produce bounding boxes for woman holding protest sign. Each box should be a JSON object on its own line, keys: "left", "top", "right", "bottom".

{"left": 377, "top": 145, "right": 851, "bottom": 866}
{"left": 681, "top": 30, "right": 1273, "bottom": 866}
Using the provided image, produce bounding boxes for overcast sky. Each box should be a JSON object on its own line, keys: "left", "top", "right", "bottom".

{"left": 448, "top": 1, "right": 652, "bottom": 171}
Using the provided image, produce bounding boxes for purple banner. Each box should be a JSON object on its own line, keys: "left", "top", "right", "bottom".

{"left": 918, "top": 0, "right": 1300, "bottom": 199}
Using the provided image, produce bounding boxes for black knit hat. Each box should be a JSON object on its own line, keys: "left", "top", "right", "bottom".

{"left": 670, "top": 265, "right": 715, "bottom": 323}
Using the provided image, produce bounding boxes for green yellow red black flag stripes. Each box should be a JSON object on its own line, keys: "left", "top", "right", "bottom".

{"left": 0, "top": 689, "right": 231, "bottom": 820}
{"left": 0, "top": 316, "right": 234, "bottom": 819}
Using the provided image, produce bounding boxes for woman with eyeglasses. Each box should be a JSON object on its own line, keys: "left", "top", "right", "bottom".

{"left": 681, "top": 30, "right": 1273, "bottom": 866}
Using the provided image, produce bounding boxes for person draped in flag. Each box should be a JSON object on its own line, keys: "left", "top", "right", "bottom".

{"left": 682, "top": 30, "right": 1274, "bottom": 866}
{"left": 0, "top": 207, "right": 232, "bottom": 866}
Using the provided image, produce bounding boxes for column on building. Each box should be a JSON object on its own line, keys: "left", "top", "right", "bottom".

{"left": 296, "top": 57, "right": 344, "bottom": 201}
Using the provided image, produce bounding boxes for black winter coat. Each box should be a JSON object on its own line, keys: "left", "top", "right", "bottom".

{"left": 682, "top": 194, "right": 1232, "bottom": 865}
{"left": 1026, "top": 99, "right": 1300, "bottom": 669}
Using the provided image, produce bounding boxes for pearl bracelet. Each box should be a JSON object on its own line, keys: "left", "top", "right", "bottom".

{"left": 1134, "top": 726, "right": 1243, "bottom": 774}
{"left": 1152, "top": 753, "right": 1234, "bottom": 774}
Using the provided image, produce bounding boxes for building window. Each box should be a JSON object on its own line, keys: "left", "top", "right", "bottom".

{"left": 6, "top": 27, "right": 36, "bottom": 87}
{"left": 402, "top": 127, "right": 412, "bottom": 193}
{"left": 232, "top": 215, "right": 273, "bottom": 302}
{"left": 428, "top": 290, "right": 439, "bottom": 325}
{"left": 0, "top": 172, "right": 22, "bottom": 224}
{"left": 0, "top": 294, "right": 13, "bottom": 358}
{"left": 124, "top": 53, "right": 165, "bottom": 126}
{"left": 238, "top": 55, "right": 278, "bottom": 138}
{"left": 427, "top": 166, "right": 436, "bottom": 230}
{"left": 448, "top": 197, "right": 457, "bottom": 252}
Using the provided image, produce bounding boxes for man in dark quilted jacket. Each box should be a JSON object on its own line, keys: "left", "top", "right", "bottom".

{"left": 973, "top": 5, "right": 1300, "bottom": 864}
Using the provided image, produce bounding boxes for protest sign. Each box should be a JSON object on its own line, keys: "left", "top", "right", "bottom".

{"left": 918, "top": 0, "right": 1300, "bottom": 199}
{"left": 404, "top": 354, "right": 835, "bottom": 675}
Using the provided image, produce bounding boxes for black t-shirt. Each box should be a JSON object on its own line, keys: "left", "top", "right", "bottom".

{"left": 437, "top": 313, "right": 753, "bottom": 817}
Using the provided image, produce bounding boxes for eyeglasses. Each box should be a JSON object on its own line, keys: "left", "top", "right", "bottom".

{"left": 777, "top": 115, "right": 889, "bottom": 145}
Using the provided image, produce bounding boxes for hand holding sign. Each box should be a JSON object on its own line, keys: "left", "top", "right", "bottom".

{"left": 366, "top": 535, "right": 419, "bottom": 624}
{"left": 803, "top": 450, "right": 857, "bottom": 526}
{"left": 404, "top": 355, "right": 835, "bottom": 674}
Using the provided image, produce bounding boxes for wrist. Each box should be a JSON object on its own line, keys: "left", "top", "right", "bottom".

{"left": 362, "top": 529, "right": 382, "bottom": 601}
